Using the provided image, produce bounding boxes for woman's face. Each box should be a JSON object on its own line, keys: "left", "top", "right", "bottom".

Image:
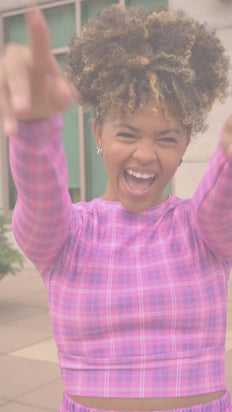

{"left": 94, "top": 102, "right": 190, "bottom": 213}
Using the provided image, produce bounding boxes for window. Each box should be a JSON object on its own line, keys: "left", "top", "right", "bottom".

{"left": 3, "top": 2, "right": 80, "bottom": 207}
{"left": 2, "top": 0, "right": 169, "bottom": 209}
{"left": 126, "top": 0, "right": 168, "bottom": 9}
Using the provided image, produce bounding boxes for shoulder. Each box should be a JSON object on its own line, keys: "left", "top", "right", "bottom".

{"left": 162, "top": 195, "right": 199, "bottom": 237}
{"left": 70, "top": 197, "right": 112, "bottom": 229}
{"left": 69, "top": 195, "right": 194, "bottom": 229}
{"left": 71, "top": 197, "right": 100, "bottom": 220}
{"left": 163, "top": 195, "right": 191, "bottom": 217}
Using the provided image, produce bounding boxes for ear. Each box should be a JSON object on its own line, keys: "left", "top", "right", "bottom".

{"left": 93, "top": 121, "right": 103, "bottom": 148}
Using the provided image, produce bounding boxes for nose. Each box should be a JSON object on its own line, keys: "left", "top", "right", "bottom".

{"left": 133, "top": 139, "right": 158, "bottom": 164}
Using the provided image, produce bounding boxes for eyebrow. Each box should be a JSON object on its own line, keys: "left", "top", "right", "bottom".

{"left": 114, "top": 123, "right": 183, "bottom": 136}
{"left": 114, "top": 123, "right": 139, "bottom": 132}
{"left": 158, "top": 128, "right": 183, "bottom": 136}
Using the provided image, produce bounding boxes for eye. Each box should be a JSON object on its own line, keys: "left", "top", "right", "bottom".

{"left": 159, "top": 137, "right": 178, "bottom": 144}
{"left": 116, "top": 132, "right": 136, "bottom": 139}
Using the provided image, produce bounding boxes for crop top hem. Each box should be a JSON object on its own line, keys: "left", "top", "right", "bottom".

{"left": 58, "top": 346, "right": 227, "bottom": 398}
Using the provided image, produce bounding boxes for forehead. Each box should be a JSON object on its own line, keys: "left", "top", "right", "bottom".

{"left": 110, "top": 101, "right": 183, "bottom": 131}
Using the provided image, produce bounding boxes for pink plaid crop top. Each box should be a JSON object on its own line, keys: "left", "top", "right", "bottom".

{"left": 10, "top": 115, "right": 232, "bottom": 398}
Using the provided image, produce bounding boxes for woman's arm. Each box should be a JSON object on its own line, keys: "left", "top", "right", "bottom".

{"left": 9, "top": 115, "right": 72, "bottom": 273}
{"left": 0, "top": 8, "right": 74, "bottom": 274}
{"left": 191, "top": 116, "right": 232, "bottom": 265}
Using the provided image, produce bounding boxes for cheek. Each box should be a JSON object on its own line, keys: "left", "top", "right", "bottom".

{"left": 104, "top": 147, "right": 126, "bottom": 172}
{"left": 103, "top": 153, "right": 120, "bottom": 179}
{"left": 162, "top": 156, "right": 181, "bottom": 178}
{"left": 162, "top": 149, "right": 179, "bottom": 163}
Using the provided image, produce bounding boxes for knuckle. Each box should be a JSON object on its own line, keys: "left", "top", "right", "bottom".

{"left": 0, "top": 62, "right": 7, "bottom": 91}
{"left": 0, "top": 92, "right": 11, "bottom": 117}
{"left": 3, "top": 43, "right": 30, "bottom": 65}
{"left": 4, "top": 42, "right": 24, "bottom": 54}
{"left": 4, "top": 42, "right": 20, "bottom": 56}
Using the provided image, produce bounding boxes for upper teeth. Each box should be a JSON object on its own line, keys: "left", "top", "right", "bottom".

{"left": 127, "top": 169, "right": 155, "bottom": 179}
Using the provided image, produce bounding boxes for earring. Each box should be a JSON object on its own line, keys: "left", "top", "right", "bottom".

{"left": 179, "top": 159, "right": 183, "bottom": 167}
{"left": 96, "top": 146, "right": 103, "bottom": 156}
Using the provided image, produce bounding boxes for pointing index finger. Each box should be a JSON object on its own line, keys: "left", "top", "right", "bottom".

{"left": 25, "top": 7, "right": 53, "bottom": 71}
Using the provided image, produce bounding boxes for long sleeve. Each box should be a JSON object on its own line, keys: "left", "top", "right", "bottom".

{"left": 191, "top": 138, "right": 232, "bottom": 265}
{"left": 9, "top": 115, "right": 72, "bottom": 274}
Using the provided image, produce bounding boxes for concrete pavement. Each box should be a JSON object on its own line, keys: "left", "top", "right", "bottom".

{"left": 0, "top": 267, "right": 232, "bottom": 411}
{"left": 0, "top": 267, "right": 63, "bottom": 411}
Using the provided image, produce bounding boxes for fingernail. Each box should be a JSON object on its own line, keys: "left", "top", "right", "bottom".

{"left": 26, "top": 3, "right": 40, "bottom": 20}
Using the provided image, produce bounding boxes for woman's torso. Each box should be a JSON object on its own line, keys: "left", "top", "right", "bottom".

{"left": 47, "top": 198, "right": 230, "bottom": 400}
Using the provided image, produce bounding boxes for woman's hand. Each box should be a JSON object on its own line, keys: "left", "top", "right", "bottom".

{"left": 0, "top": 7, "right": 73, "bottom": 135}
{"left": 221, "top": 114, "right": 232, "bottom": 159}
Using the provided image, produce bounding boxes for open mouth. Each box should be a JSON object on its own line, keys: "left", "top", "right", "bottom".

{"left": 124, "top": 169, "right": 156, "bottom": 192}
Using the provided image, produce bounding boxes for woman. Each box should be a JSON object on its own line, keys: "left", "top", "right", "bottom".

{"left": 1, "top": 4, "right": 232, "bottom": 412}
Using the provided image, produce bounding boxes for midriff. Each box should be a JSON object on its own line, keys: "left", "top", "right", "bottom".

{"left": 69, "top": 390, "right": 225, "bottom": 410}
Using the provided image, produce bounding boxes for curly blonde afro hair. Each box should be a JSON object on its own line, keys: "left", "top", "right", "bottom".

{"left": 66, "top": 4, "right": 230, "bottom": 135}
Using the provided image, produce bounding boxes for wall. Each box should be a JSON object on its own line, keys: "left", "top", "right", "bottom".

{"left": 170, "top": 0, "right": 232, "bottom": 198}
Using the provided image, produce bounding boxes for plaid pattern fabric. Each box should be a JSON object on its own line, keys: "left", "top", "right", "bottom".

{"left": 10, "top": 116, "right": 232, "bottom": 398}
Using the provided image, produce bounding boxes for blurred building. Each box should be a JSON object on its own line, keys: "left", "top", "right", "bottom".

{"left": 0, "top": 0, "right": 169, "bottom": 214}
{"left": 170, "top": 0, "right": 232, "bottom": 199}
{"left": 0, "top": 0, "right": 231, "bottom": 214}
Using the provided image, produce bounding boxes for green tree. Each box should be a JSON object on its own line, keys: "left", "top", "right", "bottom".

{"left": 0, "top": 215, "right": 24, "bottom": 277}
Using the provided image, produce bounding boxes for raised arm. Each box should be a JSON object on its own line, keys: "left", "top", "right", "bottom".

{"left": 0, "top": 8, "right": 74, "bottom": 273}
{"left": 191, "top": 115, "right": 232, "bottom": 265}
{"left": 10, "top": 115, "right": 72, "bottom": 274}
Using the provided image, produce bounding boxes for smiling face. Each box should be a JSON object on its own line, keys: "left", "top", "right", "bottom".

{"left": 93, "top": 102, "right": 190, "bottom": 213}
